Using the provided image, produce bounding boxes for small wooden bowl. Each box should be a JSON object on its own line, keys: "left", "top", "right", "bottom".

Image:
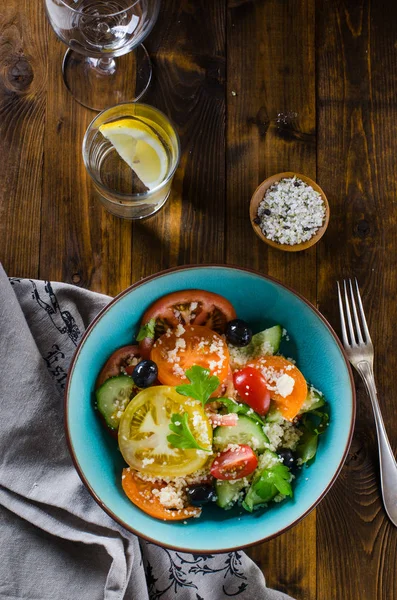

{"left": 249, "top": 172, "right": 330, "bottom": 252}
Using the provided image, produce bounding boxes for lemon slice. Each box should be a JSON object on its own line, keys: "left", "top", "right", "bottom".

{"left": 99, "top": 118, "right": 168, "bottom": 190}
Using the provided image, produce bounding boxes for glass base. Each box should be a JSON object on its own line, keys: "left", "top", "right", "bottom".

{"left": 98, "top": 190, "right": 170, "bottom": 220}
{"left": 62, "top": 45, "right": 152, "bottom": 111}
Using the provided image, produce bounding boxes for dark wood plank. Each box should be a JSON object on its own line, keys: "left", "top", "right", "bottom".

{"left": 3, "top": 1, "right": 397, "bottom": 597}
{"left": 38, "top": 6, "right": 133, "bottom": 296}
{"left": 317, "top": 0, "right": 397, "bottom": 598}
{"left": 226, "top": 1, "right": 316, "bottom": 598}
{"left": 0, "top": 1, "right": 47, "bottom": 278}
{"left": 226, "top": 0, "right": 317, "bottom": 294}
{"left": 129, "top": 0, "right": 226, "bottom": 281}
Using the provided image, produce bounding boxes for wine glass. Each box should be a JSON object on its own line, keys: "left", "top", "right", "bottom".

{"left": 45, "top": 0, "right": 161, "bottom": 111}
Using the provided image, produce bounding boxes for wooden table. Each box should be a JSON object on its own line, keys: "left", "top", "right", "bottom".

{"left": 1, "top": 1, "right": 396, "bottom": 598}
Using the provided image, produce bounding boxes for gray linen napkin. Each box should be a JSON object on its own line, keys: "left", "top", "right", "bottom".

{"left": 0, "top": 264, "right": 295, "bottom": 600}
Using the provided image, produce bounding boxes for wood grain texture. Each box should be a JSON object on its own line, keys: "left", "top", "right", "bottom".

{"left": 0, "top": 1, "right": 47, "bottom": 277}
{"left": 130, "top": 0, "right": 226, "bottom": 282}
{"left": 1, "top": 0, "right": 397, "bottom": 598}
{"left": 317, "top": 0, "right": 397, "bottom": 598}
{"left": 226, "top": 0, "right": 317, "bottom": 298}
{"left": 39, "top": 12, "right": 133, "bottom": 296}
{"left": 226, "top": 1, "right": 316, "bottom": 598}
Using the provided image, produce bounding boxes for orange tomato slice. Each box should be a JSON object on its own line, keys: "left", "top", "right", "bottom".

{"left": 150, "top": 325, "right": 230, "bottom": 387}
{"left": 249, "top": 356, "right": 308, "bottom": 421}
{"left": 121, "top": 469, "right": 201, "bottom": 521}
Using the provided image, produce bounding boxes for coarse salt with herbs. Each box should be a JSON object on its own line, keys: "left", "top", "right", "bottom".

{"left": 257, "top": 176, "right": 326, "bottom": 245}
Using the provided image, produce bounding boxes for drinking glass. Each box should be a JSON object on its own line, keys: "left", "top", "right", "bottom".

{"left": 83, "top": 102, "right": 181, "bottom": 219}
{"left": 45, "top": 0, "right": 161, "bottom": 111}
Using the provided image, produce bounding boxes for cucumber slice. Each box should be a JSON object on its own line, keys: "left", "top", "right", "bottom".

{"left": 299, "top": 388, "right": 325, "bottom": 414}
{"left": 265, "top": 402, "right": 285, "bottom": 424}
{"left": 254, "top": 325, "right": 283, "bottom": 354}
{"left": 233, "top": 325, "right": 283, "bottom": 361}
{"left": 213, "top": 415, "right": 269, "bottom": 452}
{"left": 216, "top": 479, "right": 247, "bottom": 509}
{"left": 96, "top": 375, "right": 135, "bottom": 430}
{"left": 247, "top": 325, "right": 282, "bottom": 356}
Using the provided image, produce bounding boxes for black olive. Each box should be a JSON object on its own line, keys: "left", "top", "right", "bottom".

{"left": 186, "top": 485, "right": 216, "bottom": 506}
{"left": 264, "top": 208, "right": 271, "bottom": 216}
{"left": 253, "top": 216, "right": 261, "bottom": 225}
{"left": 293, "top": 180, "right": 301, "bottom": 187}
{"left": 278, "top": 448, "right": 295, "bottom": 468}
{"left": 225, "top": 319, "right": 253, "bottom": 347}
{"left": 131, "top": 360, "right": 158, "bottom": 388}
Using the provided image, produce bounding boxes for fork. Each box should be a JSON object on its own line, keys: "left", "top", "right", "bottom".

{"left": 337, "top": 278, "right": 397, "bottom": 526}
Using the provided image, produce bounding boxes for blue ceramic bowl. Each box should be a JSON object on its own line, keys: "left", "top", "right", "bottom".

{"left": 65, "top": 266, "right": 355, "bottom": 552}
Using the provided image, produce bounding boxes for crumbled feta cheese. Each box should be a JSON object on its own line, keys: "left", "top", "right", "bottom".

{"left": 282, "top": 328, "right": 290, "bottom": 341}
{"left": 167, "top": 337, "right": 186, "bottom": 362}
{"left": 172, "top": 363, "right": 186, "bottom": 377}
{"left": 275, "top": 373, "right": 295, "bottom": 398}
{"left": 175, "top": 324, "right": 185, "bottom": 337}
{"left": 197, "top": 339, "right": 206, "bottom": 351}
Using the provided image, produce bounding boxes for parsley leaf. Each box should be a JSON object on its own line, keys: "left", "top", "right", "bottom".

{"left": 295, "top": 404, "right": 329, "bottom": 464}
{"left": 167, "top": 412, "right": 210, "bottom": 452}
{"left": 176, "top": 365, "right": 219, "bottom": 407}
{"left": 217, "top": 398, "right": 266, "bottom": 427}
{"left": 243, "top": 462, "right": 293, "bottom": 512}
{"left": 255, "top": 463, "right": 293, "bottom": 499}
{"left": 136, "top": 318, "right": 156, "bottom": 341}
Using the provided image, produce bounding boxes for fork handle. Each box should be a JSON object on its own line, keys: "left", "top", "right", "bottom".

{"left": 356, "top": 360, "right": 397, "bottom": 526}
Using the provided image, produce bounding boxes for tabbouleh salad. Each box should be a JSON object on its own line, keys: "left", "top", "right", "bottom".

{"left": 95, "top": 290, "right": 329, "bottom": 521}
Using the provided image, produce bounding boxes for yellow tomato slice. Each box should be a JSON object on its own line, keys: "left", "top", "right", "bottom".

{"left": 118, "top": 386, "right": 212, "bottom": 477}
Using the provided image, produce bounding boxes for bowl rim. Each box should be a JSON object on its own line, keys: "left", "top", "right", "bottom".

{"left": 64, "top": 264, "right": 356, "bottom": 553}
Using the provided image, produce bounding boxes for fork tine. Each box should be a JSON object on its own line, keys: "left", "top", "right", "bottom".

{"left": 348, "top": 279, "right": 364, "bottom": 344}
{"left": 354, "top": 278, "right": 372, "bottom": 343}
{"left": 337, "top": 281, "right": 350, "bottom": 347}
{"left": 343, "top": 280, "right": 357, "bottom": 346}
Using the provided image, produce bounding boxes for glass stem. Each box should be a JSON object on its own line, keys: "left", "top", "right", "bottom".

{"left": 88, "top": 57, "right": 117, "bottom": 74}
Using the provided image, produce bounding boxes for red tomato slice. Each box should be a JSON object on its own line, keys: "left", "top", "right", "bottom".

{"left": 211, "top": 445, "right": 258, "bottom": 480}
{"left": 249, "top": 356, "right": 308, "bottom": 421}
{"left": 138, "top": 290, "right": 236, "bottom": 357}
{"left": 150, "top": 325, "right": 230, "bottom": 386}
{"left": 121, "top": 469, "right": 201, "bottom": 521}
{"left": 96, "top": 345, "right": 140, "bottom": 389}
{"left": 233, "top": 366, "right": 271, "bottom": 416}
